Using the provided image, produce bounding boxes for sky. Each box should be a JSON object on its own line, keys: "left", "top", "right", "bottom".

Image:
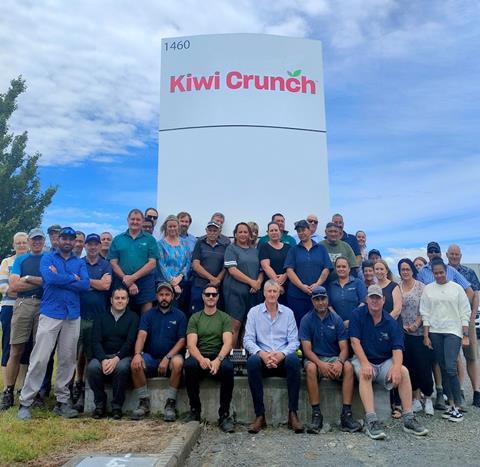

{"left": 1, "top": 0, "right": 479, "bottom": 264}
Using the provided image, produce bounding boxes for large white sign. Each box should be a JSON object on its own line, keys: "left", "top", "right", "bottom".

{"left": 158, "top": 34, "right": 330, "bottom": 237}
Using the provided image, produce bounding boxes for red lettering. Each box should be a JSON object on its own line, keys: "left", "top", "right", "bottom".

{"left": 301, "top": 76, "right": 316, "bottom": 94}
{"left": 169, "top": 75, "right": 185, "bottom": 92}
{"left": 226, "top": 71, "right": 242, "bottom": 89}
{"left": 286, "top": 78, "right": 300, "bottom": 93}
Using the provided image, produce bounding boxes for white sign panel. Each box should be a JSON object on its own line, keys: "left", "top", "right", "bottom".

{"left": 158, "top": 34, "right": 330, "bottom": 237}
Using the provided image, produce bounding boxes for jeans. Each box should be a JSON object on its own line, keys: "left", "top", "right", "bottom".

{"left": 184, "top": 355, "right": 234, "bottom": 416}
{"left": 430, "top": 333, "right": 462, "bottom": 405}
{"left": 87, "top": 357, "right": 132, "bottom": 410}
{"left": 247, "top": 353, "right": 301, "bottom": 416}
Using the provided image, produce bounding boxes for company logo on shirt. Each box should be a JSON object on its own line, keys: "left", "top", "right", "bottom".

{"left": 379, "top": 332, "right": 390, "bottom": 341}
{"left": 327, "top": 325, "right": 335, "bottom": 330}
{"left": 169, "top": 320, "right": 177, "bottom": 325}
{"left": 170, "top": 70, "right": 317, "bottom": 95}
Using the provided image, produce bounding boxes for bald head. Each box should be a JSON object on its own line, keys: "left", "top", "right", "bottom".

{"left": 446, "top": 244, "right": 462, "bottom": 267}
{"left": 306, "top": 214, "right": 318, "bottom": 234}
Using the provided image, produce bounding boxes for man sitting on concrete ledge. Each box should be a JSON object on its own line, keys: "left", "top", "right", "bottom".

{"left": 87, "top": 287, "right": 138, "bottom": 419}
{"left": 130, "top": 282, "right": 186, "bottom": 421}
{"left": 300, "top": 285, "right": 362, "bottom": 434}
{"left": 244, "top": 280, "right": 304, "bottom": 434}
{"left": 184, "top": 283, "right": 234, "bottom": 432}
{"left": 350, "top": 284, "right": 429, "bottom": 440}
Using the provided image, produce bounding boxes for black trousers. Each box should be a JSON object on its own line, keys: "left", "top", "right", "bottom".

{"left": 184, "top": 355, "right": 234, "bottom": 417}
{"left": 404, "top": 333, "right": 434, "bottom": 396}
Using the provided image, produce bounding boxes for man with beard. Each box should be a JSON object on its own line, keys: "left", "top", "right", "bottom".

{"left": 130, "top": 282, "right": 186, "bottom": 421}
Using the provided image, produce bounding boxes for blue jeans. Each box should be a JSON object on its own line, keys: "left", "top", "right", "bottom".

{"left": 247, "top": 353, "right": 301, "bottom": 416}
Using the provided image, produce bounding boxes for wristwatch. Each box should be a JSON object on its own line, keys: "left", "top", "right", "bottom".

{"left": 463, "top": 331, "right": 469, "bottom": 337}
{"left": 166, "top": 354, "right": 173, "bottom": 360}
{"left": 217, "top": 355, "right": 225, "bottom": 362}
{"left": 24, "top": 275, "right": 30, "bottom": 282}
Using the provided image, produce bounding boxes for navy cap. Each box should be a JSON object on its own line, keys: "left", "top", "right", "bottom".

{"left": 59, "top": 227, "right": 76, "bottom": 238}
{"left": 427, "top": 241, "right": 441, "bottom": 252}
{"left": 85, "top": 233, "right": 101, "bottom": 244}
{"left": 311, "top": 286, "right": 328, "bottom": 298}
{"left": 294, "top": 220, "right": 310, "bottom": 231}
{"left": 368, "top": 249, "right": 381, "bottom": 258}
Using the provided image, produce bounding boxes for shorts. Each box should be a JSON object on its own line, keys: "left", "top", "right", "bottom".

{"left": 113, "top": 273, "right": 156, "bottom": 306}
{"left": 304, "top": 356, "right": 340, "bottom": 379}
{"left": 462, "top": 322, "right": 478, "bottom": 362}
{"left": 77, "top": 319, "right": 94, "bottom": 360}
{"left": 351, "top": 356, "right": 394, "bottom": 390}
{"left": 10, "top": 297, "right": 41, "bottom": 345}
{"left": 142, "top": 352, "right": 184, "bottom": 378}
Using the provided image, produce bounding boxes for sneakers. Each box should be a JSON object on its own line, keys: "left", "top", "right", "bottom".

{"left": 53, "top": 402, "right": 79, "bottom": 419}
{"left": 17, "top": 404, "right": 32, "bottom": 420}
{"left": 218, "top": 413, "right": 235, "bottom": 433}
{"left": 412, "top": 399, "right": 423, "bottom": 413}
{"left": 340, "top": 410, "right": 362, "bottom": 433}
{"left": 71, "top": 381, "right": 84, "bottom": 404}
{"left": 448, "top": 407, "right": 464, "bottom": 423}
{"left": 473, "top": 391, "right": 480, "bottom": 407}
{"left": 442, "top": 407, "right": 455, "bottom": 419}
{"left": 306, "top": 410, "right": 323, "bottom": 434}
{"left": 131, "top": 397, "right": 150, "bottom": 420}
{"left": 434, "top": 390, "right": 446, "bottom": 411}
{"left": 163, "top": 398, "right": 177, "bottom": 422}
{"left": 0, "top": 389, "right": 14, "bottom": 411}
{"left": 184, "top": 408, "right": 201, "bottom": 422}
{"left": 424, "top": 397, "right": 434, "bottom": 416}
{"left": 365, "top": 419, "right": 386, "bottom": 440}
{"left": 403, "top": 416, "right": 429, "bottom": 436}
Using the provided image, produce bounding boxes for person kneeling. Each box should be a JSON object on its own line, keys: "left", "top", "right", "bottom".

{"left": 244, "top": 280, "right": 304, "bottom": 434}
{"left": 130, "top": 282, "right": 187, "bottom": 421}
{"left": 350, "top": 285, "right": 428, "bottom": 439}
{"left": 300, "top": 286, "right": 361, "bottom": 434}
{"left": 87, "top": 288, "right": 139, "bottom": 419}
{"left": 184, "top": 284, "right": 235, "bottom": 432}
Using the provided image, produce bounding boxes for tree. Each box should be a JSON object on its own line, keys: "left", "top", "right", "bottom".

{"left": 0, "top": 76, "right": 57, "bottom": 259}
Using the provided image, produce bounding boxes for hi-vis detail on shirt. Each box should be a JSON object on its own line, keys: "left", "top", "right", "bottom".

{"left": 379, "top": 332, "right": 390, "bottom": 341}
{"left": 170, "top": 70, "right": 317, "bottom": 95}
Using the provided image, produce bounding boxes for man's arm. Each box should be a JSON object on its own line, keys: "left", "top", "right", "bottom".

{"left": 186, "top": 333, "right": 205, "bottom": 363}
{"left": 65, "top": 261, "right": 90, "bottom": 291}
{"left": 110, "top": 259, "right": 126, "bottom": 281}
{"left": 40, "top": 255, "right": 77, "bottom": 286}
{"left": 8, "top": 275, "right": 41, "bottom": 293}
{"left": 283, "top": 312, "right": 300, "bottom": 355}
{"left": 131, "top": 258, "right": 156, "bottom": 282}
{"left": 131, "top": 330, "right": 148, "bottom": 370}
{"left": 192, "top": 259, "right": 217, "bottom": 283}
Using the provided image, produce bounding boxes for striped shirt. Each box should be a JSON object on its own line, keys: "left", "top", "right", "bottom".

{"left": 0, "top": 255, "right": 17, "bottom": 306}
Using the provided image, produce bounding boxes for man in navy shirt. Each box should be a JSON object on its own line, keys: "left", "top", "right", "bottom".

{"left": 332, "top": 214, "right": 361, "bottom": 265}
{"left": 299, "top": 286, "right": 361, "bottom": 434}
{"left": 350, "top": 285, "right": 428, "bottom": 439}
{"left": 130, "top": 282, "right": 187, "bottom": 421}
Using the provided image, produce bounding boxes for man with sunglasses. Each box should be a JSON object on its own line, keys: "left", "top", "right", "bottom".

{"left": 184, "top": 283, "right": 234, "bottom": 432}
{"left": 17, "top": 227, "right": 90, "bottom": 420}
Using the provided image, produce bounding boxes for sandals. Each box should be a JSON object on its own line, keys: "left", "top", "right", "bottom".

{"left": 391, "top": 407, "right": 402, "bottom": 419}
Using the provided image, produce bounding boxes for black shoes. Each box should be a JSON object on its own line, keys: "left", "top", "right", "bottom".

{"left": 218, "top": 413, "right": 235, "bottom": 433}
{"left": 340, "top": 410, "right": 362, "bottom": 432}
{"left": 306, "top": 410, "right": 323, "bottom": 434}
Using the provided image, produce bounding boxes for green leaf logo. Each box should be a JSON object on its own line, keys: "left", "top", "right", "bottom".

{"left": 287, "top": 69, "right": 302, "bottom": 77}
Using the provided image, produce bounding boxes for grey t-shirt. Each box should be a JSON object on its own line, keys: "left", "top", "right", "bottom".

{"left": 223, "top": 244, "right": 260, "bottom": 293}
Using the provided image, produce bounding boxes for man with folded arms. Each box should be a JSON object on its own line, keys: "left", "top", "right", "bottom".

{"left": 244, "top": 280, "right": 303, "bottom": 433}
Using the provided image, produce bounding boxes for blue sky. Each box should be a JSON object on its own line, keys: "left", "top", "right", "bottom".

{"left": 1, "top": 0, "right": 479, "bottom": 263}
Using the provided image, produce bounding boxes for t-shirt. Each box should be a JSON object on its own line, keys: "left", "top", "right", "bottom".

{"left": 223, "top": 244, "right": 260, "bottom": 293}
{"left": 80, "top": 257, "right": 112, "bottom": 320}
{"left": 187, "top": 309, "right": 232, "bottom": 356}
{"left": 139, "top": 306, "right": 187, "bottom": 359}
{"left": 349, "top": 306, "right": 404, "bottom": 364}
{"left": 258, "top": 242, "right": 290, "bottom": 275}
{"left": 299, "top": 310, "right": 347, "bottom": 358}
{"left": 319, "top": 240, "right": 357, "bottom": 282}
{"left": 11, "top": 253, "right": 44, "bottom": 298}
{"left": 191, "top": 238, "right": 226, "bottom": 288}
{"left": 327, "top": 278, "right": 367, "bottom": 321}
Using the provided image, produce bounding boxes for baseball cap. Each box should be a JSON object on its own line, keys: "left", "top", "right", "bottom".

{"left": 311, "top": 286, "right": 328, "bottom": 298}
{"left": 206, "top": 221, "right": 220, "bottom": 229}
{"left": 28, "top": 228, "right": 45, "bottom": 239}
{"left": 367, "top": 284, "right": 383, "bottom": 297}
{"left": 156, "top": 282, "right": 174, "bottom": 294}
{"left": 368, "top": 249, "right": 381, "bottom": 258}
{"left": 59, "top": 227, "right": 76, "bottom": 238}
{"left": 294, "top": 220, "right": 309, "bottom": 231}
{"left": 47, "top": 224, "right": 62, "bottom": 234}
{"left": 427, "top": 241, "right": 441, "bottom": 253}
{"left": 85, "top": 233, "right": 101, "bottom": 244}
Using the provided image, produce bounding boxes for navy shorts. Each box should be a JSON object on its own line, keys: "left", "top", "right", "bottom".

{"left": 113, "top": 273, "right": 156, "bottom": 306}
{"left": 142, "top": 352, "right": 184, "bottom": 378}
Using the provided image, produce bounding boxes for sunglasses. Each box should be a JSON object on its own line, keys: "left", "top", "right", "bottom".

{"left": 427, "top": 248, "right": 440, "bottom": 254}
{"left": 146, "top": 215, "right": 158, "bottom": 220}
{"left": 203, "top": 292, "right": 219, "bottom": 297}
{"left": 307, "top": 220, "right": 318, "bottom": 225}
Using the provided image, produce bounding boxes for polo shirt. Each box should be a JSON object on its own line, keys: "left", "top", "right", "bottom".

{"left": 284, "top": 241, "right": 333, "bottom": 298}
{"left": 191, "top": 238, "right": 226, "bottom": 288}
{"left": 11, "top": 253, "right": 44, "bottom": 298}
{"left": 258, "top": 231, "right": 297, "bottom": 247}
{"left": 139, "top": 306, "right": 187, "bottom": 359}
{"left": 417, "top": 263, "right": 470, "bottom": 289}
{"left": 341, "top": 231, "right": 361, "bottom": 257}
{"left": 349, "top": 306, "right": 404, "bottom": 364}
{"left": 299, "top": 310, "right": 347, "bottom": 358}
{"left": 327, "top": 277, "right": 367, "bottom": 321}
{"left": 80, "top": 256, "right": 112, "bottom": 320}
{"left": 108, "top": 230, "right": 159, "bottom": 275}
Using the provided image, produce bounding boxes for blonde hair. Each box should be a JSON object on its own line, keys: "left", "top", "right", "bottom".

{"left": 160, "top": 215, "right": 179, "bottom": 236}
{"left": 374, "top": 259, "right": 393, "bottom": 281}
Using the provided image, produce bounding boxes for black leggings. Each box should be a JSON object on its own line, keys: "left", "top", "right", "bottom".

{"left": 404, "top": 333, "right": 434, "bottom": 396}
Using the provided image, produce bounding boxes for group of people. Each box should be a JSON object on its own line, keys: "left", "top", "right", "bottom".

{"left": 0, "top": 207, "right": 478, "bottom": 440}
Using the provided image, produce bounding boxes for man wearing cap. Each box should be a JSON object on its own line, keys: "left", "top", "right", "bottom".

{"left": 300, "top": 286, "right": 362, "bottom": 434}
{"left": 190, "top": 221, "right": 227, "bottom": 314}
{"left": 109, "top": 208, "right": 160, "bottom": 314}
{"left": 244, "top": 280, "right": 303, "bottom": 434}
{"left": 71, "top": 233, "right": 113, "bottom": 412}
{"left": 17, "top": 227, "right": 90, "bottom": 420}
{"left": 349, "top": 284, "right": 428, "bottom": 439}
{"left": 258, "top": 213, "right": 296, "bottom": 247}
{"left": 47, "top": 224, "right": 62, "bottom": 251}
{"left": 285, "top": 220, "right": 332, "bottom": 327}
{"left": 332, "top": 214, "right": 362, "bottom": 266}
{"left": 130, "top": 282, "right": 186, "bottom": 421}
{"left": 87, "top": 287, "right": 139, "bottom": 419}
{"left": 0, "top": 229, "right": 45, "bottom": 410}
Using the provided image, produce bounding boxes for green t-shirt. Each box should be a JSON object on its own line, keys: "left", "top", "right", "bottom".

{"left": 320, "top": 240, "right": 357, "bottom": 282}
{"left": 187, "top": 309, "right": 232, "bottom": 356}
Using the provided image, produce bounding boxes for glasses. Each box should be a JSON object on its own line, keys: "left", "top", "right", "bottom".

{"left": 307, "top": 220, "right": 318, "bottom": 225}
{"left": 203, "top": 292, "right": 219, "bottom": 297}
{"left": 427, "top": 248, "right": 440, "bottom": 254}
{"left": 146, "top": 215, "right": 158, "bottom": 220}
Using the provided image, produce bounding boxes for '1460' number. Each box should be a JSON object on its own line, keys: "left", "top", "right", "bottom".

{"left": 164, "top": 40, "right": 190, "bottom": 51}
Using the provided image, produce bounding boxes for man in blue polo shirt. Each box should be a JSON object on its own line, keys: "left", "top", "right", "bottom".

{"left": 130, "top": 282, "right": 187, "bottom": 421}
{"left": 18, "top": 227, "right": 90, "bottom": 420}
{"left": 285, "top": 220, "right": 332, "bottom": 327}
{"left": 350, "top": 285, "right": 428, "bottom": 439}
{"left": 299, "top": 286, "right": 361, "bottom": 434}
{"left": 72, "top": 233, "right": 112, "bottom": 412}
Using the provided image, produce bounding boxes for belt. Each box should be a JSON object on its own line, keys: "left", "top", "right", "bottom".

{"left": 17, "top": 295, "right": 42, "bottom": 300}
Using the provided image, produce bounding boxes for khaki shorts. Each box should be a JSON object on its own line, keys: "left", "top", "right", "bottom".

{"left": 10, "top": 297, "right": 41, "bottom": 345}
{"left": 462, "top": 322, "right": 478, "bottom": 362}
{"left": 304, "top": 356, "right": 341, "bottom": 379}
